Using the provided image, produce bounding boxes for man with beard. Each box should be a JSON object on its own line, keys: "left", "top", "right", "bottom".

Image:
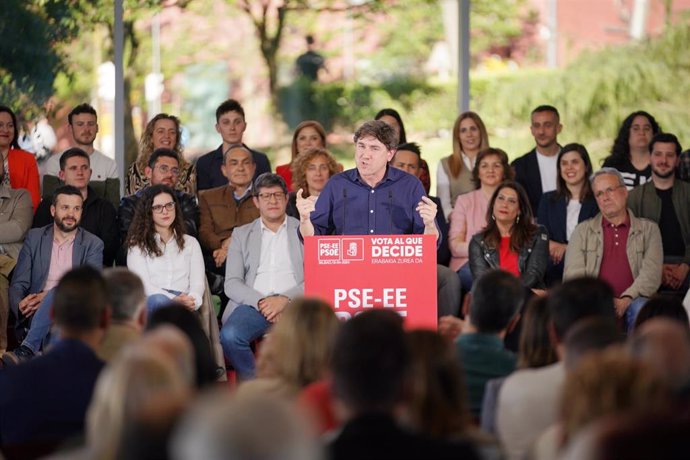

{"left": 511, "top": 105, "right": 563, "bottom": 214}
{"left": 628, "top": 133, "right": 690, "bottom": 295}
{"left": 3, "top": 186, "right": 103, "bottom": 364}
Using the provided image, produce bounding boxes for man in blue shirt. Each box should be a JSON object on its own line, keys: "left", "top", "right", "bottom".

{"left": 297, "top": 120, "right": 438, "bottom": 239}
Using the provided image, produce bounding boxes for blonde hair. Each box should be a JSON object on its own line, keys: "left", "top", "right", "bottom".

{"left": 561, "top": 347, "right": 669, "bottom": 445}
{"left": 290, "top": 148, "right": 340, "bottom": 196}
{"left": 86, "top": 343, "right": 191, "bottom": 460}
{"left": 136, "top": 113, "right": 186, "bottom": 170}
{"left": 448, "top": 111, "right": 489, "bottom": 178}
{"left": 256, "top": 297, "right": 340, "bottom": 388}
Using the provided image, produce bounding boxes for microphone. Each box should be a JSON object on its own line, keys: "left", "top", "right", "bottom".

{"left": 342, "top": 188, "right": 347, "bottom": 235}
{"left": 388, "top": 190, "right": 394, "bottom": 234}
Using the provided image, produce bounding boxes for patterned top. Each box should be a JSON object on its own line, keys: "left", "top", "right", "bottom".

{"left": 125, "top": 160, "right": 196, "bottom": 195}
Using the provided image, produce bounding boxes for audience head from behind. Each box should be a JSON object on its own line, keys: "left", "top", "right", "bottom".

{"left": 547, "top": 277, "right": 617, "bottom": 352}
{"left": 469, "top": 269, "right": 524, "bottom": 336}
{"left": 518, "top": 296, "right": 559, "bottom": 369}
{"left": 633, "top": 294, "right": 689, "bottom": 330}
{"left": 146, "top": 304, "right": 217, "bottom": 389}
{"left": 402, "top": 329, "right": 471, "bottom": 439}
{"left": 145, "top": 148, "right": 181, "bottom": 188}
{"left": 171, "top": 390, "right": 321, "bottom": 460}
{"left": 103, "top": 267, "right": 146, "bottom": 325}
{"left": 560, "top": 347, "right": 669, "bottom": 446}
{"left": 331, "top": 309, "right": 408, "bottom": 416}
{"left": 256, "top": 297, "right": 340, "bottom": 390}
{"left": 629, "top": 318, "right": 690, "bottom": 395}
{"left": 86, "top": 342, "right": 192, "bottom": 460}
{"left": 563, "top": 317, "right": 624, "bottom": 371}
{"left": 52, "top": 266, "right": 110, "bottom": 341}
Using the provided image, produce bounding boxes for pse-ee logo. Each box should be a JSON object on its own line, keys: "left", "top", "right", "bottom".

{"left": 317, "top": 238, "right": 364, "bottom": 263}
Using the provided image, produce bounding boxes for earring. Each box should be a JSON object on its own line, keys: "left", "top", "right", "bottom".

{"left": 516, "top": 214, "right": 520, "bottom": 224}
{"left": 491, "top": 214, "right": 496, "bottom": 221}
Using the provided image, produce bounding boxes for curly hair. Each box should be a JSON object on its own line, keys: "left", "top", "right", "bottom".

{"left": 291, "top": 148, "right": 339, "bottom": 196}
{"left": 136, "top": 114, "right": 185, "bottom": 170}
{"left": 604, "top": 111, "right": 661, "bottom": 167}
{"left": 448, "top": 111, "right": 489, "bottom": 178}
{"left": 471, "top": 147, "right": 513, "bottom": 188}
{"left": 290, "top": 121, "right": 327, "bottom": 160}
{"left": 125, "top": 184, "right": 186, "bottom": 257}
{"left": 481, "top": 180, "right": 538, "bottom": 252}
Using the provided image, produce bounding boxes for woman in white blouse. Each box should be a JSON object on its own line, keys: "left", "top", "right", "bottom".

{"left": 437, "top": 111, "right": 490, "bottom": 221}
{"left": 126, "top": 184, "right": 205, "bottom": 312}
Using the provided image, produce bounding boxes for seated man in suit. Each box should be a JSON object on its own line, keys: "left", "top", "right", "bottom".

{"left": 221, "top": 173, "right": 303, "bottom": 381}
{"left": 34, "top": 148, "right": 119, "bottom": 267}
{"left": 0, "top": 160, "right": 33, "bottom": 354}
{"left": 198, "top": 144, "right": 259, "bottom": 296}
{"left": 0, "top": 266, "right": 109, "bottom": 454}
{"left": 4, "top": 185, "right": 103, "bottom": 362}
{"left": 117, "top": 148, "right": 199, "bottom": 265}
{"left": 328, "top": 309, "right": 479, "bottom": 460}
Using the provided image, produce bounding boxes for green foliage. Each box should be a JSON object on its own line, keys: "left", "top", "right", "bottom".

{"left": 470, "top": 0, "right": 530, "bottom": 56}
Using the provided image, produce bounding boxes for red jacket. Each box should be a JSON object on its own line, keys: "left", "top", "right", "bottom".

{"left": 8, "top": 148, "right": 40, "bottom": 212}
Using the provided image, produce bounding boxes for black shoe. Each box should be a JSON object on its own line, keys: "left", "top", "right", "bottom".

{"left": 1, "top": 345, "right": 35, "bottom": 367}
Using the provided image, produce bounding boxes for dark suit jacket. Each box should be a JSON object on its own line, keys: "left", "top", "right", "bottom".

{"left": 8, "top": 225, "right": 104, "bottom": 317}
{"left": 511, "top": 148, "right": 543, "bottom": 215}
{"left": 328, "top": 413, "right": 480, "bottom": 460}
{"left": 33, "top": 186, "right": 119, "bottom": 267}
{"left": 430, "top": 195, "right": 451, "bottom": 266}
{"left": 195, "top": 145, "right": 271, "bottom": 192}
{"left": 0, "top": 339, "right": 104, "bottom": 446}
{"left": 198, "top": 184, "right": 259, "bottom": 251}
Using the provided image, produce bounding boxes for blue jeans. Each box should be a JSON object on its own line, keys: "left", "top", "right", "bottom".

{"left": 457, "top": 262, "right": 474, "bottom": 294}
{"left": 146, "top": 290, "right": 182, "bottom": 314}
{"left": 22, "top": 289, "right": 56, "bottom": 353}
{"left": 625, "top": 297, "right": 648, "bottom": 333}
{"left": 220, "top": 304, "right": 271, "bottom": 381}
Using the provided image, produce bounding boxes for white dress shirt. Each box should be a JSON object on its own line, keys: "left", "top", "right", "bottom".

{"left": 127, "top": 233, "right": 206, "bottom": 308}
{"left": 253, "top": 217, "right": 297, "bottom": 296}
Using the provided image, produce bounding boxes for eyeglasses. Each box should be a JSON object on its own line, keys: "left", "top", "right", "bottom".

{"left": 257, "top": 192, "right": 286, "bottom": 201}
{"left": 594, "top": 185, "right": 625, "bottom": 199}
{"left": 156, "top": 165, "right": 180, "bottom": 176}
{"left": 496, "top": 194, "right": 518, "bottom": 206}
{"left": 152, "top": 202, "right": 175, "bottom": 213}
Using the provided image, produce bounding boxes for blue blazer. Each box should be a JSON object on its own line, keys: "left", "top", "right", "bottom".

{"left": 536, "top": 192, "right": 599, "bottom": 243}
{"left": 0, "top": 339, "right": 104, "bottom": 445}
{"left": 9, "top": 225, "right": 104, "bottom": 317}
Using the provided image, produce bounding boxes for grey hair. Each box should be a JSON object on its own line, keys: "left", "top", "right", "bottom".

{"left": 253, "top": 172, "right": 288, "bottom": 196}
{"left": 222, "top": 144, "right": 253, "bottom": 164}
{"left": 590, "top": 167, "right": 626, "bottom": 188}
{"left": 103, "top": 268, "right": 146, "bottom": 321}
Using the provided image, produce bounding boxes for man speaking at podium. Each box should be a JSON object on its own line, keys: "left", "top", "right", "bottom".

{"left": 297, "top": 121, "right": 462, "bottom": 317}
{"left": 297, "top": 120, "right": 438, "bottom": 239}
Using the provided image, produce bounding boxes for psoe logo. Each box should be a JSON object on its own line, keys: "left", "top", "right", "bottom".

{"left": 342, "top": 238, "right": 364, "bottom": 261}
{"left": 318, "top": 239, "right": 341, "bottom": 262}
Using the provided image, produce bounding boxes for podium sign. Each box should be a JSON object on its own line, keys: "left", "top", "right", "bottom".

{"left": 304, "top": 234, "right": 437, "bottom": 329}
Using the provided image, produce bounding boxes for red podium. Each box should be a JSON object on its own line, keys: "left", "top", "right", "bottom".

{"left": 304, "top": 234, "right": 437, "bottom": 329}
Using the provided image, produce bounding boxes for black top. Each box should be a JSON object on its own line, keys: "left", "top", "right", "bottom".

{"left": 657, "top": 187, "right": 685, "bottom": 257}
{"left": 32, "top": 186, "right": 119, "bottom": 267}
{"left": 602, "top": 156, "right": 652, "bottom": 189}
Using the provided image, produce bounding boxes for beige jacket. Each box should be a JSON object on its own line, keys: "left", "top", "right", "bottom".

{"left": 564, "top": 210, "right": 662, "bottom": 299}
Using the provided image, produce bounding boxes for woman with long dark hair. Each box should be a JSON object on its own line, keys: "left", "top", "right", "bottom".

{"left": 126, "top": 184, "right": 205, "bottom": 313}
{"left": 602, "top": 111, "right": 660, "bottom": 189}
{"left": 537, "top": 144, "right": 599, "bottom": 285}
{"left": 469, "top": 181, "right": 548, "bottom": 291}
